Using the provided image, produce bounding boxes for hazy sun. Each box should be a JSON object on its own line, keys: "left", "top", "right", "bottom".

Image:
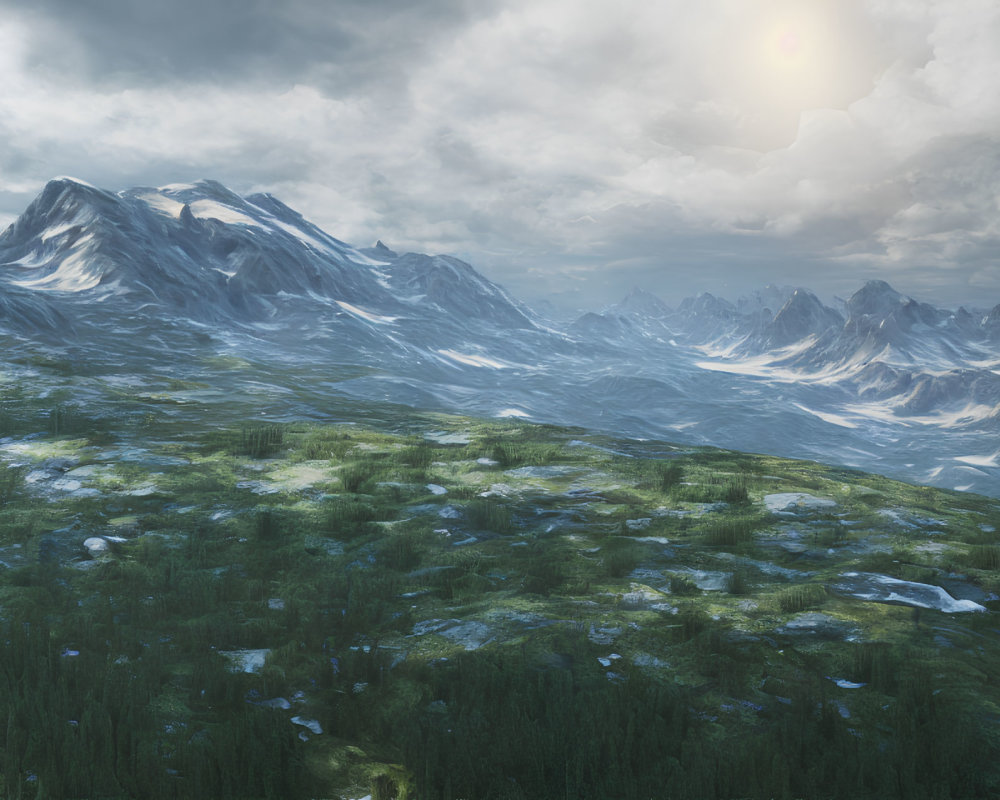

{"left": 776, "top": 28, "right": 801, "bottom": 58}
{"left": 719, "top": 0, "right": 881, "bottom": 149}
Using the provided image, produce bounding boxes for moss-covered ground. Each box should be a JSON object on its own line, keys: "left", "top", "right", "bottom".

{"left": 1, "top": 395, "right": 999, "bottom": 798}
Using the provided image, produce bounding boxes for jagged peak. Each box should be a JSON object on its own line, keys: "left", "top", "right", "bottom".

{"left": 159, "top": 178, "right": 247, "bottom": 205}
{"left": 780, "top": 287, "right": 826, "bottom": 310}
{"left": 609, "top": 286, "right": 669, "bottom": 318}
{"left": 678, "top": 292, "right": 735, "bottom": 314}
{"left": 50, "top": 176, "right": 99, "bottom": 190}
{"left": 847, "top": 279, "right": 905, "bottom": 317}
{"left": 244, "top": 191, "right": 303, "bottom": 220}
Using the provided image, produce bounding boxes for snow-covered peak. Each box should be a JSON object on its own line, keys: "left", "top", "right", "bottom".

{"left": 51, "top": 176, "right": 99, "bottom": 190}
{"left": 737, "top": 284, "right": 795, "bottom": 316}
{"left": 846, "top": 280, "right": 905, "bottom": 318}
{"left": 765, "top": 289, "right": 843, "bottom": 346}
{"left": 361, "top": 240, "right": 399, "bottom": 260}
{"left": 158, "top": 178, "right": 246, "bottom": 206}
{"left": 608, "top": 286, "right": 670, "bottom": 318}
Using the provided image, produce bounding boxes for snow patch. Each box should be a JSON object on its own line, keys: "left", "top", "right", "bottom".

{"left": 138, "top": 192, "right": 184, "bottom": 218}
{"left": 188, "top": 199, "right": 260, "bottom": 227}
{"left": 496, "top": 408, "right": 530, "bottom": 418}
{"left": 954, "top": 452, "right": 1000, "bottom": 468}
{"left": 437, "top": 349, "right": 511, "bottom": 369}
{"left": 336, "top": 300, "right": 397, "bottom": 325}
{"left": 12, "top": 247, "right": 104, "bottom": 292}
{"left": 793, "top": 403, "right": 858, "bottom": 429}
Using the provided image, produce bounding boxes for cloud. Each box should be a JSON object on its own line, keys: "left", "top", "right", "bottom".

{"left": 0, "top": 0, "right": 997, "bottom": 310}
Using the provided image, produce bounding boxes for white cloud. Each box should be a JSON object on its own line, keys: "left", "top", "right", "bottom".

{"left": 0, "top": 1, "right": 998, "bottom": 309}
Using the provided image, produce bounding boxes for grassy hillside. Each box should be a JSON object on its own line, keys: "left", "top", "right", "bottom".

{"left": 1, "top": 404, "right": 999, "bottom": 798}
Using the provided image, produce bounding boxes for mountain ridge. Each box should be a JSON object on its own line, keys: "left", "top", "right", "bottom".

{"left": 1, "top": 177, "right": 998, "bottom": 496}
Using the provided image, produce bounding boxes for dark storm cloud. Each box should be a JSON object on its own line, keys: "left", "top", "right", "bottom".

{"left": 6, "top": 0, "right": 495, "bottom": 92}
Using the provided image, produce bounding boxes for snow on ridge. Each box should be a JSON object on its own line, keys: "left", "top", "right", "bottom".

{"left": 40, "top": 220, "right": 85, "bottom": 242}
{"left": 437, "top": 349, "right": 511, "bottom": 369}
{"left": 840, "top": 401, "right": 999, "bottom": 429}
{"left": 240, "top": 197, "right": 390, "bottom": 267}
{"left": 336, "top": 300, "right": 397, "bottom": 325}
{"left": 188, "top": 200, "right": 260, "bottom": 227}
{"left": 52, "top": 176, "right": 98, "bottom": 189}
{"left": 954, "top": 452, "right": 1000, "bottom": 468}
{"left": 793, "top": 403, "right": 858, "bottom": 429}
{"left": 137, "top": 192, "right": 185, "bottom": 219}
{"left": 496, "top": 408, "right": 530, "bottom": 418}
{"left": 11, "top": 244, "right": 103, "bottom": 292}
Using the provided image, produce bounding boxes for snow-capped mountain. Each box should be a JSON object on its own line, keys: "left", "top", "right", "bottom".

{"left": 1, "top": 178, "right": 998, "bottom": 496}
{"left": 0, "top": 178, "right": 398, "bottom": 318}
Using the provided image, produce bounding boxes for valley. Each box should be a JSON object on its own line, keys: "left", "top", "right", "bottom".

{"left": 1, "top": 178, "right": 999, "bottom": 798}
{"left": 0, "top": 178, "right": 998, "bottom": 497}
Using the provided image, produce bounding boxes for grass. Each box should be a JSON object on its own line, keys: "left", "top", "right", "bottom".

{"left": 0, "top": 405, "right": 998, "bottom": 799}
{"left": 776, "top": 583, "right": 828, "bottom": 613}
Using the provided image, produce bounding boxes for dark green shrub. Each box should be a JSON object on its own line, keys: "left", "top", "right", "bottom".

{"left": 851, "top": 641, "right": 897, "bottom": 692}
{"left": 237, "top": 424, "right": 285, "bottom": 458}
{"left": 670, "top": 575, "right": 700, "bottom": 596}
{"left": 488, "top": 440, "right": 560, "bottom": 468}
{"left": 723, "top": 475, "right": 750, "bottom": 504}
{"left": 656, "top": 463, "right": 684, "bottom": 493}
{"left": 466, "top": 499, "right": 512, "bottom": 533}
{"left": 777, "top": 583, "right": 827, "bottom": 613}
{"left": 340, "top": 461, "right": 377, "bottom": 493}
{"left": 328, "top": 499, "right": 378, "bottom": 539}
{"left": 603, "top": 540, "right": 642, "bottom": 578}
{"left": 381, "top": 532, "right": 423, "bottom": 572}
{"left": 967, "top": 545, "right": 1000, "bottom": 570}
{"left": 398, "top": 443, "right": 433, "bottom": 468}
{"left": 0, "top": 465, "right": 26, "bottom": 506}
{"left": 704, "top": 517, "right": 755, "bottom": 548}
{"left": 726, "top": 569, "right": 751, "bottom": 595}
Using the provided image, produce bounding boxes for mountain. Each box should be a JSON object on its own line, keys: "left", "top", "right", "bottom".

{"left": 1, "top": 178, "right": 998, "bottom": 496}
{"left": 0, "top": 178, "right": 399, "bottom": 319}
{"left": 755, "top": 289, "right": 845, "bottom": 349}
{"left": 607, "top": 286, "right": 671, "bottom": 319}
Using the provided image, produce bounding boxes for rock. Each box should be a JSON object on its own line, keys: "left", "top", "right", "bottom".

{"left": 505, "top": 466, "right": 585, "bottom": 479}
{"left": 83, "top": 537, "right": 110, "bottom": 557}
{"left": 672, "top": 568, "right": 728, "bottom": 591}
{"left": 291, "top": 716, "right": 323, "bottom": 735}
{"left": 831, "top": 572, "right": 986, "bottom": 613}
{"left": 220, "top": 648, "right": 270, "bottom": 673}
{"left": 764, "top": 493, "right": 837, "bottom": 514}
{"left": 588, "top": 625, "right": 622, "bottom": 645}
{"left": 439, "top": 620, "right": 491, "bottom": 650}
{"left": 776, "top": 612, "right": 855, "bottom": 639}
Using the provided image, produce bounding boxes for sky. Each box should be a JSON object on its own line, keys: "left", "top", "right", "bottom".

{"left": 0, "top": 0, "right": 998, "bottom": 312}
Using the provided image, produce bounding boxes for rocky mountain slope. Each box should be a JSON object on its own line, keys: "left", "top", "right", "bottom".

{"left": 1, "top": 178, "right": 997, "bottom": 496}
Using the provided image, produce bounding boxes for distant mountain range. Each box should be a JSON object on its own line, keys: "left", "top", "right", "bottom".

{"left": 2, "top": 178, "right": 998, "bottom": 495}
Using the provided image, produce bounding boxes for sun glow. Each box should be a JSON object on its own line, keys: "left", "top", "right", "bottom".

{"left": 717, "top": 0, "right": 881, "bottom": 149}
